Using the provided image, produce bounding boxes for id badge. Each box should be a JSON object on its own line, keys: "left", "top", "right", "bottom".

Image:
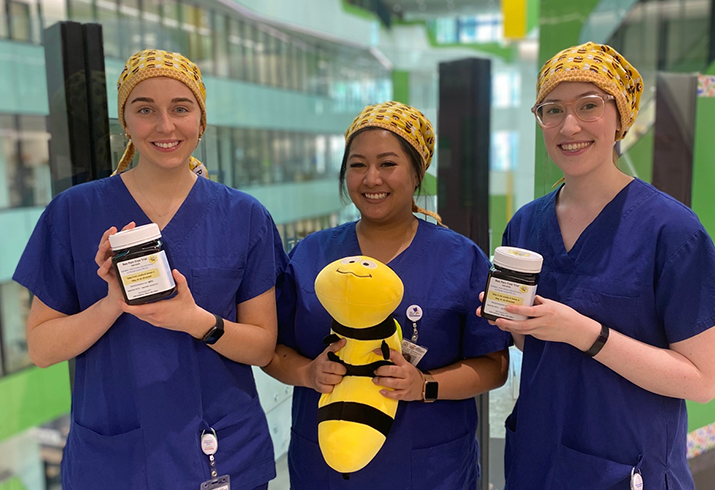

{"left": 200, "top": 475, "right": 230, "bottom": 490}
{"left": 401, "top": 339, "right": 427, "bottom": 366}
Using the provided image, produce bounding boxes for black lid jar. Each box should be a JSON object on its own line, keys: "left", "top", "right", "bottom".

{"left": 481, "top": 246, "right": 543, "bottom": 322}
{"left": 109, "top": 223, "right": 176, "bottom": 305}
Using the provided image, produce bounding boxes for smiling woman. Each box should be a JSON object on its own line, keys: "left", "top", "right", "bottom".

{"left": 488, "top": 42, "right": 715, "bottom": 489}
{"left": 263, "top": 101, "right": 511, "bottom": 490}
{"left": 12, "top": 49, "right": 287, "bottom": 490}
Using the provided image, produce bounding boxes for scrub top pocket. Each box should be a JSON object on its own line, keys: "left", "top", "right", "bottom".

{"left": 64, "top": 421, "right": 148, "bottom": 489}
{"left": 570, "top": 287, "right": 644, "bottom": 337}
{"left": 544, "top": 442, "right": 635, "bottom": 489}
{"left": 410, "top": 431, "right": 477, "bottom": 490}
{"left": 287, "top": 428, "right": 330, "bottom": 488}
{"left": 207, "top": 397, "right": 276, "bottom": 490}
{"left": 191, "top": 267, "right": 244, "bottom": 317}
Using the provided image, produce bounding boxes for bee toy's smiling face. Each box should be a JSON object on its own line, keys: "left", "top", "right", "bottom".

{"left": 315, "top": 255, "right": 404, "bottom": 328}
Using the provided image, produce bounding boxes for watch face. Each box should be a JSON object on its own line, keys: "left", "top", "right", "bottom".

{"left": 203, "top": 326, "right": 224, "bottom": 344}
{"left": 424, "top": 381, "right": 439, "bottom": 400}
{"left": 202, "top": 315, "right": 225, "bottom": 345}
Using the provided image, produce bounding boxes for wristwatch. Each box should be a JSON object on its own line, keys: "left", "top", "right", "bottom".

{"left": 201, "top": 314, "right": 225, "bottom": 345}
{"left": 422, "top": 371, "right": 439, "bottom": 403}
{"left": 585, "top": 323, "right": 609, "bottom": 357}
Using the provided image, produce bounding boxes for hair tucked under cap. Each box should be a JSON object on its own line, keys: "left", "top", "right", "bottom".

{"left": 344, "top": 101, "right": 444, "bottom": 226}
{"left": 535, "top": 42, "right": 643, "bottom": 140}
{"left": 114, "top": 49, "right": 207, "bottom": 176}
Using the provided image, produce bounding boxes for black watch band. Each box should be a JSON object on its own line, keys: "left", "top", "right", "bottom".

{"left": 201, "top": 314, "right": 225, "bottom": 345}
{"left": 585, "top": 323, "right": 609, "bottom": 357}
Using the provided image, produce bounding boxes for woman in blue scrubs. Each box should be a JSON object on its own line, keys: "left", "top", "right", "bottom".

{"left": 264, "top": 101, "right": 511, "bottom": 489}
{"left": 13, "top": 50, "right": 285, "bottom": 489}
{"left": 484, "top": 42, "right": 715, "bottom": 489}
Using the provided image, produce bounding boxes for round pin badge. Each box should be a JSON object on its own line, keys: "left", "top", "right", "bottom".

{"left": 201, "top": 432, "right": 218, "bottom": 456}
{"left": 406, "top": 305, "right": 423, "bottom": 322}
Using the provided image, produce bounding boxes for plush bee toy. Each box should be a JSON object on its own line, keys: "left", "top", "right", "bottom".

{"left": 314, "top": 255, "right": 404, "bottom": 475}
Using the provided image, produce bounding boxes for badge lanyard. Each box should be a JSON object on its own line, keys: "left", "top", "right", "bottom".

{"left": 200, "top": 429, "right": 231, "bottom": 490}
{"left": 401, "top": 305, "right": 428, "bottom": 366}
{"left": 407, "top": 304, "right": 422, "bottom": 341}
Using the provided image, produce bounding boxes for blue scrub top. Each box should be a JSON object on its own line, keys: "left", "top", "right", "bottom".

{"left": 14, "top": 175, "right": 287, "bottom": 490}
{"left": 502, "top": 179, "right": 715, "bottom": 490}
{"left": 277, "top": 219, "right": 510, "bottom": 490}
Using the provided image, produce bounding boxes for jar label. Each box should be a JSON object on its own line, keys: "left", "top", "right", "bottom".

{"left": 116, "top": 250, "right": 175, "bottom": 300}
{"left": 482, "top": 277, "right": 537, "bottom": 321}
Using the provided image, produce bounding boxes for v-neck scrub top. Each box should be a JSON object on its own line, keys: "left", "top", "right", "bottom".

{"left": 13, "top": 175, "right": 287, "bottom": 490}
{"left": 277, "top": 220, "right": 511, "bottom": 490}
{"left": 502, "top": 179, "right": 715, "bottom": 489}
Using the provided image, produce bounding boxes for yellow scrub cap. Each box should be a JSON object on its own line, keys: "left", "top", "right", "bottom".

{"left": 535, "top": 42, "right": 643, "bottom": 141}
{"left": 345, "top": 101, "right": 443, "bottom": 226}
{"left": 114, "top": 49, "right": 207, "bottom": 176}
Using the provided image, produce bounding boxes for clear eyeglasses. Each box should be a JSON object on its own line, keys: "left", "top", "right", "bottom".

{"left": 531, "top": 94, "right": 616, "bottom": 128}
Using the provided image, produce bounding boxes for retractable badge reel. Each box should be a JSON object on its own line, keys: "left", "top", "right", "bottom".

{"left": 200, "top": 429, "right": 231, "bottom": 490}
{"left": 630, "top": 466, "right": 643, "bottom": 490}
{"left": 401, "top": 305, "right": 427, "bottom": 366}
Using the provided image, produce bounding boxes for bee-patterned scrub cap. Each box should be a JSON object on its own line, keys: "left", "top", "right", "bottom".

{"left": 345, "top": 101, "right": 443, "bottom": 225}
{"left": 115, "top": 49, "right": 207, "bottom": 175}
{"left": 535, "top": 42, "right": 643, "bottom": 140}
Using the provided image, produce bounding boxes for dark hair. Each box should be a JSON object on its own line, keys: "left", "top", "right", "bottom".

{"left": 338, "top": 127, "right": 424, "bottom": 204}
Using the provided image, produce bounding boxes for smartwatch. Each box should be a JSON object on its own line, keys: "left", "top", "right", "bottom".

{"left": 585, "top": 323, "right": 609, "bottom": 357}
{"left": 422, "top": 371, "right": 439, "bottom": 403}
{"left": 201, "top": 314, "right": 225, "bottom": 345}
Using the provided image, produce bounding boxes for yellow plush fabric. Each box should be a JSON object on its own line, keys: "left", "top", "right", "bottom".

{"left": 535, "top": 42, "right": 643, "bottom": 140}
{"left": 314, "top": 256, "right": 404, "bottom": 474}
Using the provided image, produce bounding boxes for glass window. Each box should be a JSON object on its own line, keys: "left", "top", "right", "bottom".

{"left": 216, "top": 126, "right": 233, "bottom": 185}
{"left": 119, "top": 0, "right": 142, "bottom": 59}
{"left": 8, "top": 0, "right": 39, "bottom": 43}
{"left": 242, "top": 21, "right": 257, "bottom": 83}
{"left": 96, "top": 0, "right": 120, "bottom": 58}
{"left": 232, "top": 127, "right": 248, "bottom": 187}
{"left": 490, "top": 131, "right": 518, "bottom": 172}
{"left": 288, "top": 41, "right": 302, "bottom": 91}
{"left": 212, "top": 11, "right": 228, "bottom": 78}
{"left": 227, "top": 18, "right": 244, "bottom": 80}
{"left": 142, "top": 0, "right": 162, "bottom": 47}
{"left": 18, "top": 115, "right": 51, "bottom": 207}
{"left": 181, "top": 3, "right": 212, "bottom": 73}
{"left": 0, "top": 0, "right": 8, "bottom": 39}
{"left": 0, "top": 282, "right": 33, "bottom": 374}
{"left": 274, "top": 35, "right": 288, "bottom": 89}
{"left": 0, "top": 114, "right": 17, "bottom": 209}
{"left": 67, "top": 0, "right": 93, "bottom": 23}
{"left": 316, "top": 46, "right": 331, "bottom": 97}
{"left": 458, "top": 14, "right": 503, "bottom": 44}
{"left": 285, "top": 41, "right": 298, "bottom": 90}
{"left": 0, "top": 114, "right": 48, "bottom": 208}
{"left": 263, "top": 29, "right": 278, "bottom": 87}
{"left": 40, "top": 0, "right": 68, "bottom": 31}
{"left": 433, "top": 17, "right": 457, "bottom": 44}
{"left": 254, "top": 27, "right": 269, "bottom": 86}
{"left": 162, "top": 0, "right": 186, "bottom": 54}
{"left": 329, "top": 135, "right": 344, "bottom": 175}
{"left": 259, "top": 130, "right": 271, "bottom": 184}
{"left": 492, "top": 71, "right": 521, "bottom": 109}
{"left": 243, "top": 127, "right": 263, "bottom": 187}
